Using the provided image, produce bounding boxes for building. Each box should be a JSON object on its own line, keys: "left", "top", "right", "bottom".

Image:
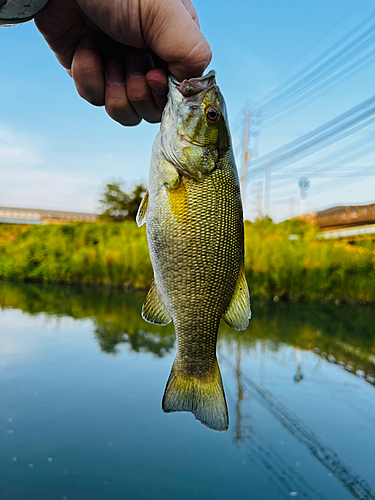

{"left": 304, "top": 203, "right": 375, "bottom": 239}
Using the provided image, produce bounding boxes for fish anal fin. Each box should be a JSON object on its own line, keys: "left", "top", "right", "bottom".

{"left": 223, "top": 265, "right": 251, "bottom": 331}
{"left": 142, "top": 279, "right": 172, "bottom": 326}
{"left": 162, "top": 359, "right": 229, "bottom": 432}
{"left": 136, "top": 190, "right": 149, "bottom": 227}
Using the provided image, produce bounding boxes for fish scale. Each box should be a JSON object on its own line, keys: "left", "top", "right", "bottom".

{"left": 136, "top": 71, "right": 251, "bottom": 431}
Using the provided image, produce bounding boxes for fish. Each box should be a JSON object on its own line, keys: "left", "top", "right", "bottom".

{"left": 136, "top": 70, "right": 251, "bottom": 432}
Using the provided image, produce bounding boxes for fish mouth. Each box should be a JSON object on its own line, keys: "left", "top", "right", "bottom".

{"left": 178, "top": 132, "right": 205, "bottom": 147}
{"left": 171, "top": 70, "right": 216, "bottom": 97}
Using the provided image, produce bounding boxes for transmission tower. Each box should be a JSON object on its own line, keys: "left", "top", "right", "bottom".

{"left": 299, "top": 178, "right": 310, "bottom": 216}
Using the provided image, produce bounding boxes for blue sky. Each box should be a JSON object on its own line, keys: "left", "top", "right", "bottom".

{"left": 1, "top": 0, "right": 375, "bottom": 220}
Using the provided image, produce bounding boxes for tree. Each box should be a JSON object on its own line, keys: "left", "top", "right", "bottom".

{"left": 99, "top": 182, "right": 146, "bottom": 222}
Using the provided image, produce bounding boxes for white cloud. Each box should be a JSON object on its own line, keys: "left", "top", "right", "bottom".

{"left": 0, "top": 126, "right": 43, "bottom": 165}
{"left": 0, "top": 125, "right": 102, "bottom": 212}
{"left": 0, "top": 125, "right": 150, "bottom": 213}
{"left": 0, "top": 169, "right": 99, "bottom": 212}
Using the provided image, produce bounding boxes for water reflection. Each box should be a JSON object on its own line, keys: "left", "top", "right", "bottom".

{"left": 1, "top": 281, "right": 375, "bottom": 499}
{"left": 95, "top": 324, "right": 175, "bottom": 357}
{"left": 2, "top": 281, "right": 375, "bottom": 432}
{"left": 227, "top": 352, "right": 375, "bottom": 500}
{"left": 1, "top": 281, "right": 373, "bottom": 384}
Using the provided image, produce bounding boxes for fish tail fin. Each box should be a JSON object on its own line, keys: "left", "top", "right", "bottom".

{"left": 162, "top": 358, "right": 229, "bottom": 432}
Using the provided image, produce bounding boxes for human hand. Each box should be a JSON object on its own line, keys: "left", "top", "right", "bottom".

{"left": 34, "top": 0, "right": 212, "bottom": 126}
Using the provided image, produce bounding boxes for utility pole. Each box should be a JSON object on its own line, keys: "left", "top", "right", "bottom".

{"left": 239, "top": 106, "right": 262, "bottom": 221}
{"left": 256, "top": 181, "right": 263, "bottom": 220}
{"left": 289, "top": 197, "right": 295, "bottom": 219}
{"left": 234, "top": 343, "right": 244, "bottom": 443}
{"left": 264, "top": 165, "right": 271, "bottom": 218}
{"left": 240, "top": 107, "right": 251, "bottom": 218}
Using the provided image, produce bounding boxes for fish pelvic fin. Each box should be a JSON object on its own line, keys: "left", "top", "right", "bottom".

{"left": 136, "top": 190, "right": 149, "bottom": 227}
{"left": 162, "top": 359, "right": 229, "bottom": 432}
{"left": 223, "top": 264, "right": 251, "bottom": 331}
{"left": 142, "top": 279, "right": 172, "bottom": 326}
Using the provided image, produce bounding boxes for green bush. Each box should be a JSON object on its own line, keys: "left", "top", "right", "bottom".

{"left": 0, "top": 219, "right": 374, "bottom": 302}
{"left": 244, "top": 219, "right": 375, "bottom": 302}
{"left": 0, "top": 222, "right": 152, "bottom": 288}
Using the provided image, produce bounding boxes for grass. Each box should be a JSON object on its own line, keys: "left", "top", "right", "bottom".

{"left": 0, "top": 222, "right": 152, "bottom": 289}
{"left": 244, "top": 218, "right": 375, "bottom": 303}
{"left": 0, "top": 218, "right": 374, "bottom": 303}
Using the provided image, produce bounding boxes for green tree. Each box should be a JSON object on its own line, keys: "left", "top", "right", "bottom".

{"left": 99, "top": 182, "right": 146, "bottom": 222}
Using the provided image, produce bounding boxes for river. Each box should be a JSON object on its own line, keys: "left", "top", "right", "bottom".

{"left": 1, "top": 282, "right": 375, "bottom": 500}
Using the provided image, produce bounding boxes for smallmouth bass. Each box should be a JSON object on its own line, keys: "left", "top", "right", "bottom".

{"left": 136, "top": 71, "right": 251, "bottom": 431}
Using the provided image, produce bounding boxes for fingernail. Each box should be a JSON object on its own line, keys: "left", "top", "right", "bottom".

{"left": 128, "top": 53, "right": 145, "bottom": 75}
{"left": 148, "top": 81, "right": 168, "bottom": 96}
{"left": 80, "top": 35, "right": 94, "bottom": 49}
{"left": 106, "top": 63, "right": 125, "bottom": 84}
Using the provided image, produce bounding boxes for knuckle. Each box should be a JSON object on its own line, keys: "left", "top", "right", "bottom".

{"left": 72, "top": 58, "right": 104, "bottom": 106}
{"left": 106, "top": 101, "right": 141, "bottom": 126}
{"left": 75, "top": 85, "right": 103, "bottom": 107}
{"left": 186, "top": 40, "right": 212, "bottom": 73}
{"left": 127, "top": 87, "right": 149, "bottom": 105}
{"left": 72, "top": 58, "right": 97, "bottom": 80}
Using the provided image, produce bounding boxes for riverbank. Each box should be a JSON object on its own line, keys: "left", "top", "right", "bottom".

{"left": 0, "top": 219, "right": 374, "bottom": 303}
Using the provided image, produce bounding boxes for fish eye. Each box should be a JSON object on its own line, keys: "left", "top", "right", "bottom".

{"left": 206, "top": 106, "right": 221, "bottom": 123}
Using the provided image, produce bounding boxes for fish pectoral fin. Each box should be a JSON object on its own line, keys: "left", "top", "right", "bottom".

{"left": 162, "top": 359, "right": 229, "bottom": 432}
{"left": 223, "top": 265, "right": 251, "bottom": 331}
{"left": 141, "top": 279, "right": 172, "bottom": 326}
{"left": 136, "top": 190, "right": 149, "bottom": 227}
{"left": 160, "top": 159, "right": 181, "bottom": 189}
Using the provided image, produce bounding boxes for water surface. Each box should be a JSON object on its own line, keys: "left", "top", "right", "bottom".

{"left": 1, "top": 282, "right": 375, "bottom": 500}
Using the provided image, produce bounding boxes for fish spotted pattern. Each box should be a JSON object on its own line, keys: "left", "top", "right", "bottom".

{"left": 137, "top": 71, "right": 251, "bottom": 431}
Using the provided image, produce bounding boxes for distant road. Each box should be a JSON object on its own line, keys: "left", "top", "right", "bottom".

{"left": 0, "top": 206, "right": 98, "bottom": 225}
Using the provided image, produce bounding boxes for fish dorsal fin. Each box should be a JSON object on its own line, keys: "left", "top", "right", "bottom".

{"left": 223, "top": 265, "right": 251, "bottom": 331}
{"left": 142, "top": 279, "right": 172, "bottom": 326}
{"left": 136, "top": 190, "right": 149, "bottom": 227}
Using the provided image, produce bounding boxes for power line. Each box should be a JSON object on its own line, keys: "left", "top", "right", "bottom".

{"left": 223, "top": 355, "right": 375, "bottom": 500}
{"left": 260, "top": 25, "right": 375, "bottom": 119}
{"left": 249, "top": 94, "right": 375, "bottom": 178}
{"left": 232, "top": 11, "right": 375, "bottom": 218}
{"left": 254, "top": 11, "right": 375, "bottom": 116}
{"left": 269, "top": 169, "right": 375, "bottom": 206}
{"left": 276, "top": 0, "right": 370, "bottom": 81}
{"left": 270, "top": 141, "right": 375, "bottom": 193}
{"left": 265, "top": 131, "right": 375, "bottom": 202}
{"left": 263, "top": 47, "right": 375, "bottom": 127}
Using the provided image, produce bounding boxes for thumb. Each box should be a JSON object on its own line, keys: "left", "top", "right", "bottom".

{"left": 142, "top": 0, "right": 212, "bottom": 81}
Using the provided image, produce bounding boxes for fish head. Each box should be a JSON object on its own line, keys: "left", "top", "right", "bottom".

{"left": 160, "top": 71, "right": 231, "bottom": 179}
